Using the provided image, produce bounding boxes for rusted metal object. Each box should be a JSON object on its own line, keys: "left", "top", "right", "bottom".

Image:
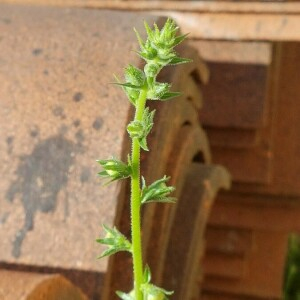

{"left": 2, "top": 1, "right": 300, "bottom": 42}
{"left": 206, "top": 226, "right": 253, "bottom": 257}
{"left": 0, "top": 270, "right": 87, "bottom": 300}
{"left": 209, "top": 193, "right": 300, "bottom": 232}
{"left": 200, "top": 62, "right": 268, "bottom": 130}
{"left": 234, "top": 43, "right": 300, "bottom": 196}
{"left": 0, "top": 4, "right": 166, "bottom": 297}
{"left": 203, "top": 227, "right": 289, "bottom": 299}
{"left": 199, "top": 41, "right": 300, "bottom": 299}
{"left": 162, "top": 12, "right": 300, "bottom": 42}
{"left": 202, "top": 192, "right": 299, "bottom": 299}
{"left": 203, "top": 42, "right": 300, "bottom": 193}
{"left": 192, "top": 40, "right": 272, "bottom": 66}
{"left": 204, "top": 253, "right": 247, "bottom": 280}
{"left": 162, "top": 163, "right": 230, "bottom": 300}
{"left": 0, "top": 3, "right": 162, "bottom": 270}
{"left": 197, "top": 41, "right": 300, "bottom": 300}
{"left": 194, "top": 40, "right": 274, "bottom": 184}
{"left": 3, "top": 0, "right": 300, "bottom": 15}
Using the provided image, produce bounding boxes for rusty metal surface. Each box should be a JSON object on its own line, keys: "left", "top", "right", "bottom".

{"left": 203, "top": 229, "right": 289, "bottom": 299}
{"left": 0, "top": 4, "right": 160, "bottom": 272}
{"left": 192, "top": 40, "right": 273, "bottom": 156}
{"left": 191, "top": 40, "right": 272, "bottom": 65}
{"left": 198, "top": 40, "right": 298, "bottom": 300}
{"left": 2, "top": 1, "right": 300, "bottom": 42}
{"left": 162, "top": 11, "right": 300, "bottom": 42}
{"left": 211, "top": 147, "right": 272, "bottom": 184}
{"left": 147, "top": 124, "right": 210, "bottom": 281}
{"left": 209, "top": 193, "right": 300, "bottom": 232}
{"left": 201, "top": 291, "right": 280, "bottom": 300}
{"left": 203, "top": 192, "right": 298, "bottom": 298}
{"left": 0, "top": 270, "right": 87, "bottom": 300}
{"left": 200, "top": 61, "right": 268, "bottom": 130}
{"left": 162, "top": 163, "right": 230, "bottom": 300}
{"left": 233, "top": 43, "right": 300, "bottom": 196}
{"left": 194, "top": 41, "right": 278, "bottom": 184}
{"left": 203, "top": 253, "right": 247, "bottom": 279}
{"left": 2, "top": 0, "right": 300, "bottom": 14}
{"left": 205, "top": 128, "right": 259, "bottom": 149}
{"left": 206, "top": 226, "right": 253, "bottom": 257}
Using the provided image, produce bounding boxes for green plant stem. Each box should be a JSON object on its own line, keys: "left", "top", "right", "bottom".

{"left": 131, "top": 87, "right": 147, "bottom": 300}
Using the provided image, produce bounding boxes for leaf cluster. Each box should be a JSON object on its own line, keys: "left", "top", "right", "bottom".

{"left": 127, "top": 107, "right": 155, "bottom": 151}
{"left": 97, "top": 158, "right": 131, "bottom": 184}
{"left": 96, "top": 18, "right": 191, "bottom": 300}
{"left": 115, "top": 18, "right": 191, "bottom": 108}
{"left": 141, "top": 176, "right": 176, "bottom": 204}
{"left": 96, "top": 224, "right": 131, "bottom": 258}
{"left": 135, "top": 19, "right": 191, "bottom": 69}
{"left": 117, "top": 265, "right": 173, "bottom": 300}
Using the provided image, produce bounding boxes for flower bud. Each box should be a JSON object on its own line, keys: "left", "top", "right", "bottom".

{"left": 105, "top": 162, "right": 120, "bottom": 177}
{"left": 124, "top": 88, "right": 139, "bottom": 106}
{"left": 144, "top": 63, "right": 160, "bottom": 79}
{"left": 146, "top": 47, "right": 158, "bottom": 60}
{"left": 124, "top": 65, "right": 145, "bottom": 87}
{"left": 147, "top": 82, "right": 171, "bottom": 100}
{"left": 96, "top": 224, "right": 131, "bottom": 258}
{"left": 97, "top": 158, "right": 131, "bottom": 183}
{"left": 127, "top": 120, "right": 144, "bottom": 139}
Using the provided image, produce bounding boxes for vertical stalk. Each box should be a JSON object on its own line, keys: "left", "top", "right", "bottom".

{"left": 131, "top": 87, "right": 147, "bottom": 300}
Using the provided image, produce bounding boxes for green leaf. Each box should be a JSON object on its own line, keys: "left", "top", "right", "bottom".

{"left": 96, "top": 237, "right": 116, "bottom": 245}
{"left": 147, "top": 81, "right": 181, "bottom": 101}
{"left": 156, "top": 48, "right": 176, "bottom": 61}
{"left": 144, "top": 21, "right": 155, "bottom": 40}
{"left": 140, "top": 264, "right": 174, "bottom": 298}
{"left": 98, "top": 247, "right": 122, "bottom": 258}
{"left": 139, "top": 108, "right": 155, "bottom": 151}
{"left": 172, "top": 33, "right": 189, "bottom": 47}
{"left": 139, "top": 137, "right": 149, "bottom": 152}
{"left": 113, "top": 82, "right": 142, "bottom": 89}
{"left": 113, "top": 75, "right": 138, "bottom": 106}
{"left": 144, "top": 265, "right": 151, "bottom": 284}
{"left": 147, "top": 82, "right": 170, "bottom": 100}
{"left": 154, "top": 23, "right": 160, "bottom": 37}
{"left": 96, "top": 224, "right": 131, "bottom": 258}
{"left": 160, "top": 91, "right": 181, "bottom": 100}
{"left": 168, "top": 56, "right": 192, "bottom": 65}
{"left": 127, "top": 120, "right": 144, "bottom": 139}
{"left": 126, "top": 88, "right": 140, "bottom": 106}
{"left": 134, "top": 27, "right": 145, "bottom": 50}
{"left": 124, "top": 64, "right": 145, "bottom": 87}
{"left": 113, "top": 80, "right": 142, "bottom": 106}
{"left": 144, "top": 108, "right": 155, "bottom": 132}
{"left": 141, "top": 282, "right": 174, "bottom": 300}
{"left": 116, "top": 290, "right": 134, "bottom": 300}
{"left": 137, "top": 51, "right": 149, "bottom": 61}
{"left": 141, "top": 176, "right": 176, "bottom": 204}
{"left": 161, "top": 18, "right": 177, "bottom": 38}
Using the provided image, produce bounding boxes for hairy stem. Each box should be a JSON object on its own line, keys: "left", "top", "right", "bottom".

{"left": 131, "top": 87, "right": 147, "bottom": 300}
